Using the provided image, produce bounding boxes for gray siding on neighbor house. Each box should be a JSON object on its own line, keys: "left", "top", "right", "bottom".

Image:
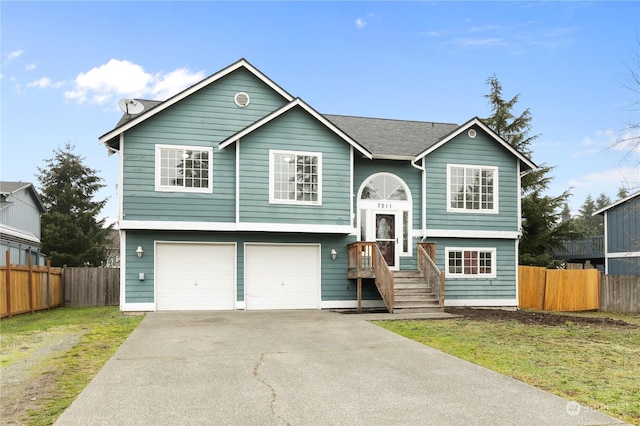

{"left": 608, "top": 257, "right": 640, "bottom": 275}
{"left": 424, "top": 129, "right": 520, "bottom": 232}
{"left": 238, "top": 107, "right": 353, "bottom": 225}
{"left": 429, "top": 238, "right": 517, "bottom": 300}
{"left": 606, "top": 195, "right": 639, "bottom": 254}
{"left": 0, "top": 187, "right": 42, "bottom": 238}
{"left": 123, "top": 231, "right": 376, "bottom": 305}
{"left": 121, "top": 68, "right": 289, "bottom": 222}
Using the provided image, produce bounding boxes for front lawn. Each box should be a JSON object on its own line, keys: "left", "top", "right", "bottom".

{"left": 376, "top": 309, "right": 640, "bottom": 425}
{"left": 1, "top": 307, "right": 143, "bottom": 425}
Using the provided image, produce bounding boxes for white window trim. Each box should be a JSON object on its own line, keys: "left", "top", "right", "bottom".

{"left": 269, "top": 149, "right": 322, "bottom": 206}
{"left": 155, "top": 144, "right": 213, "bottom": 193}
{"left": 445, "top": 247, "right": 497, "bottom": 278}
{"left": 446, "top": 164, "right": 498, "bottom": 214}
{"left": 356, "top": 172, "right": 413, "bottom": 256}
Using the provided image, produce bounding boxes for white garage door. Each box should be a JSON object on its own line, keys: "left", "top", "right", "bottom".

{"left": 245, "top": 244, "right": 320, "bottom": 310}
{"left": 156, "top": 242, "right": 235, "bottom": 310}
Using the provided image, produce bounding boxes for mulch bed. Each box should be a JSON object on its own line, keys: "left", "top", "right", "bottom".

{"left": 446, "top": 308, "right": 635, "bottom": 328}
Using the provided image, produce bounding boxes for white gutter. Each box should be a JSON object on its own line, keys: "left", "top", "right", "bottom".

{"left": 410, "top": 157, "right": 427, "bottom": 239}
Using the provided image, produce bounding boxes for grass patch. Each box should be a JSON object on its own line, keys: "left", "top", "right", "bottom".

{"left": 376, "top": 311, "right": 640, "bottom": 425}
{"left": 1, "top": 307, "right": 143, "bottom": 425}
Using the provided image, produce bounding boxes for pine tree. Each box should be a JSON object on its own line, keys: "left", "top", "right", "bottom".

{"left": 483, "top": 76, "right": 578, "bottom": 266}
{"left": 38, "top": 144, "right": 112, "bottom": 266}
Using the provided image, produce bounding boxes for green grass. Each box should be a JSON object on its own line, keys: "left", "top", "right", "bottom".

{"left": 1, "top": 307, "right": 144, "bottom": 425}
{"left": 376, "top": 312, "right": 640, "bottom": 425}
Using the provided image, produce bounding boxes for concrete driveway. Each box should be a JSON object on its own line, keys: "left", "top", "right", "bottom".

{"left": 54, "top": 310, "right": 625, "bottom": 426}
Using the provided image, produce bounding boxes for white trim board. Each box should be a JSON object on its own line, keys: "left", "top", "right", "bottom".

{"left": 445, "top": 299, "right": 518, "bottom": 307}
{"left": 121, "top": 302, "right": 155, "bottom": 312}
{"left": 118, "top": 220, "right": 356, "bottom": 234}
{"left": 425, "top": 229, "right": 520, "bottom": 239}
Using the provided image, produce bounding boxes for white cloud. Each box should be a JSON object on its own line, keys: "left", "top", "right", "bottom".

{"left": 568, "top": 167, "right": 639, "bottom": 194}
{"left": 65, "top": 59, "right": 205, "bottom": 105}
{"left": 150, "top": 67, "right": 206, "bottom": 100}
{"left": 355, "top": 18, "right": 367, "bottom": 29}
{"left": 27, "top": 77, "right": 64, "bottom": 89}
{"left": 612, "top": 128, "right": 640, "bottom": 155}
{"left": 25, "top": 63, "right": 37, "bottom": 71}
{"left": 4, "top": 49, "right": 24, "bottom": 63}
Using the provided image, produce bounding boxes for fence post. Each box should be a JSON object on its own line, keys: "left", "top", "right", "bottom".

{"left": 62, "top": 265, "right": 67, "bottom": 307}
{"left": 5, "top": 250, "right": 12, "bottom": 318}
{"left": 46, "top": 260, "right": 52, "bottom": 310}
{"left": 28, "top": 255, "right": 34, "bottom": 314}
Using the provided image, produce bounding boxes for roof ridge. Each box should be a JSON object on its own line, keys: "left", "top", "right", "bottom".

{"left": 323, "top": 113, "right": 458, "bottom": 126}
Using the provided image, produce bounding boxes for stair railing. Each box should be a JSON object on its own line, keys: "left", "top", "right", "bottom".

{"left": 418, "top": 243, "right": 445, "bottom": 307}
{"left": 347, "top": 242, "right": 394, "bottom": 313}
{"left": 371, "top": 243, "right": 394, "bottom": 313}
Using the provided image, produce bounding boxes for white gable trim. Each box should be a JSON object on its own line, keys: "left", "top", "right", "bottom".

{"left": 99, "top": 59, "right": 294, "bottom": 144}
{"left": 218, "top": 98, "right": 373, "bottom": 159}
{"left": 414, "top": 117, "right": 537, "bottom": 171}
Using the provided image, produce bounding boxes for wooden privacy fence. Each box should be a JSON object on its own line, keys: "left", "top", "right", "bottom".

{"left": 518, "top": 266, "right": 600, "bottom": 311}
{"left": 600, "top": 275, "right": 640, "bottom": 313}
{"left": 1, "top": 253, "right": 63, "bottom": 318}
{"left": 64, "top": 267, "right": 119, "bottom": 307}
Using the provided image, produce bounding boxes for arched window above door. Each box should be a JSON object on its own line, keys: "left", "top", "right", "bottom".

{"left": 360, "top": 174, "right": 408, "bottom": 201}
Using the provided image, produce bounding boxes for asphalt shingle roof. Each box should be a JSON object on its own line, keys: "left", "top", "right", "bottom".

{"left": 323, "top": 114, "right": 459, "bottom": 158}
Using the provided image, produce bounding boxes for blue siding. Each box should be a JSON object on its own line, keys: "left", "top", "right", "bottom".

{"left": 121, "top": 69, "right": 288, "bottom": 222}
{"left": 425, "top": 130, "right": 520, "bottom": 232}
{"left": 123, "top": 231, "right": 380, "bottom": 305}
{"left": 428, "top": 238, "right": 517, "bottom": 300}
{"left": 238, "top": 107, "right": 352, "bottom": 225}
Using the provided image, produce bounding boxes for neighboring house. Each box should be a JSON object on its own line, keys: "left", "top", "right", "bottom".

{"left": 99, "top": 58, "right": 536, "bottom": 312}
{"left": 0, "top": 181, "right": 47, "bottom": 266}
{"left": 594, "top": 191, "right": 640, "bottom": 275}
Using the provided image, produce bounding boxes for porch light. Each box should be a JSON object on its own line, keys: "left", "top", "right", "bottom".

{"left": 136, "top": 245, "right": 144, "bottom": 258}
{"left": 330, "top": 249, "right": 338, "bottom": 260}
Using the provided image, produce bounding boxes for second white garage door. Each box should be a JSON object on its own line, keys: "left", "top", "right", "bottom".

{"left": 156, "top": 242, "right": 235, "bottom": 311}
{"left": 245, "top": 244, "right": 320, "bottom": 310}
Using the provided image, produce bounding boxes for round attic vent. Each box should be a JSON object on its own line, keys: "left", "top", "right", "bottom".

{"left": 234, "top": 92, "right": 250, "bottom": 108}
{"left": 468, "top": 129, "right": 477, "bottom": 138}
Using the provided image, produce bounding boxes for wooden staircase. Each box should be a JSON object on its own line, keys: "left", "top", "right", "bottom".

{"left": 392, "top": 270, "right": 443, "bottom": 313}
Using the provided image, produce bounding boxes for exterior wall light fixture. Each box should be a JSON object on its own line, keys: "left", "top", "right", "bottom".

{"left": 330, "top": 249, "right": 337, "bottom": 260}
{"left": 136, "top": 246, "right": 144, "bottom": 258}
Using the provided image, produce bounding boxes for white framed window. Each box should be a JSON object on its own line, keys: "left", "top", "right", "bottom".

{"left": 447, "top": 164, "right": 498, "bottom": 213}
{"left": 445, "top": 247, "right": 496, "bottom": 278}
{"left": 155, "top": 145, "right": 213, "bottom": 193}
{"left": 269, "top": 150, "right": 322, "bottom": 205}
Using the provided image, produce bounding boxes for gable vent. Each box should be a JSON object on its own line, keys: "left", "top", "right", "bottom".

{"left": 234, "top": 92, "right": 250, "bottom": 108}
{"left": 468, "top": 129, "right": 477, "bottom": 138}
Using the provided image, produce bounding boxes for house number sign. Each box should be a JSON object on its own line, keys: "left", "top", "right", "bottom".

{"left": 377, "top": 202, "right": 394, "bottom": 209}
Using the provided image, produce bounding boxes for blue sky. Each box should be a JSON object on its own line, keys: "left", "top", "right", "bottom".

{"left": 2, "top": 1, "right": 639, "bottom": 225}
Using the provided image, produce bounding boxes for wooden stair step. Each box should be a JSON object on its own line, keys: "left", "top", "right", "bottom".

{"left": 393, "top": 307, "right": 446, "bottom": 314}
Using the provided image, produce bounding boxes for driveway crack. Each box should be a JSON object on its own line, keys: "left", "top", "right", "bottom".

{"left": 253, "top": 353, "right": 290, "bottom": 426}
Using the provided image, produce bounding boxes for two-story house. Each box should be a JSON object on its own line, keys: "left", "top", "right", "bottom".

{"left": 0, "top": 181, "right": 46, "bottom": 266}
{"left": 99, "top": 59, "right": 535, "bottom": 312}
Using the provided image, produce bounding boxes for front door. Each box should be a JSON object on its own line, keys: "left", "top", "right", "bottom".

{"left": 374, "top": 212, "right": 399, "bottom": 268}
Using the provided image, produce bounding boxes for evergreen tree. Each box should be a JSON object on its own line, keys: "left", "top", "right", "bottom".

{"left": 617, "top": 185, "right": 629, "bottom": 200}
{"left": 38, "top": 144, "right": 112, "bottom": 266}
{"left": 483, "top": 76, "right": 578, "bottom": 266}
{"left": 574, "top": 192, "right": 611, "bottom": 236}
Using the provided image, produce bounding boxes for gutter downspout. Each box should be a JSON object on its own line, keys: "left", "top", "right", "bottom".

{"left": 411, "top": 157, "right": 426, "bottom": 240}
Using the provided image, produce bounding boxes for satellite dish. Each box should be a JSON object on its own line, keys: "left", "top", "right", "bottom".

{"left": 118, "top": 98, "right": 145, "bottom": 115}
